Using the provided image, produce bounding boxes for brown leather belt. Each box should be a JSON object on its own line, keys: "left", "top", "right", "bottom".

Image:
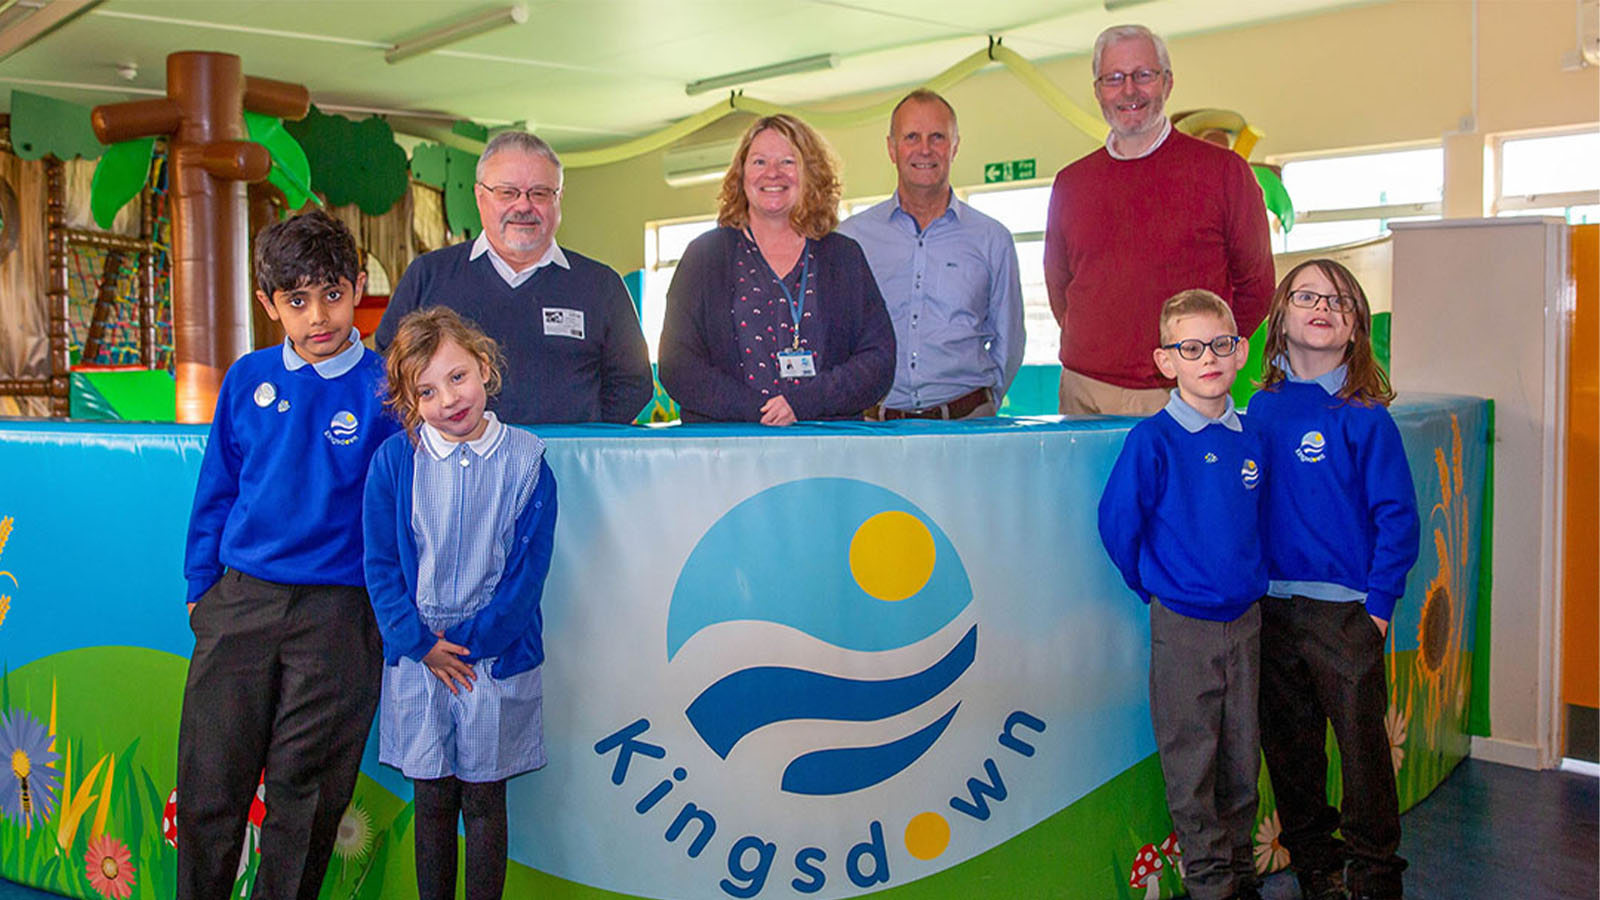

{"left": 872, "top": 387, "right": 993, "bottom": 421}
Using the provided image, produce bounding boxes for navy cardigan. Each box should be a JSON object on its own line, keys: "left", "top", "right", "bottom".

{"left": 658, "top": 227, "right": 895, "bottom": 422}
{"left": 362, "top": 432, "right": 558, "bottom": 679}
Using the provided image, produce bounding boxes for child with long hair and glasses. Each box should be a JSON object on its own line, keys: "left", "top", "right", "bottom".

{"left": 1248, "top": 260, "right": 1419, "bottom": 900}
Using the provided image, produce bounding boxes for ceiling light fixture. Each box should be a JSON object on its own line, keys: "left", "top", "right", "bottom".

{"left": 0, "top": 0, "right": 105, "bottom": 63}
{"left": 386, "top": 4, "right": 527, "bottom": 64}
{"left": 1103, "top": 0, "right": 1160, "bottom": 9}
{"left": 685, "top": 53, "right": 838, "bottom": 96}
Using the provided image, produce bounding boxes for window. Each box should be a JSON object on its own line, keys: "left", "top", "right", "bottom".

{"left": 1274, "top": 146, "right": 1444, "bottom": 253}
{"left": 642, "top": 183, "right": 1062, "bottom": 366}
{"left": 641, "top": 217, "right": 717, "bottom": 360}
{"left": 960, "top": 184, "right": 1057, "bottom": 364}
{"left": 1495, "top": 129, "right": 1600, "bottom": 224}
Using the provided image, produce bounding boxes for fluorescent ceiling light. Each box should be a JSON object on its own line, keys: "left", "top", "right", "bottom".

{"left": 1103, "top": 0, "right": 1160, "bottom": 9}
{"left": 685, "top": 53, "right": 838, "bottom": 96}
{"left": 0, "top": 0, "right": 105, "bottom": 63}
{"left": 386, "top": 4, "right": 527, "bottom": 64}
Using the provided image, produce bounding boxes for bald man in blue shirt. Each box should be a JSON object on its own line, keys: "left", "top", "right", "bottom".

{"left": 839, "top": 89, "right": 1025, "bottom": 420}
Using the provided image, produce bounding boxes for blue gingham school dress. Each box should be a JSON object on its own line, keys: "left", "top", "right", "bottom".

{"left": 379, "top": 414, "right": 548, "bottom": 782}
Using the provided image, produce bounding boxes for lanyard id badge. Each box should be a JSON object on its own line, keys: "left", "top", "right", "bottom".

{"left": 749, "top": 229, "right": 817, "bottom": 378}
{"left": 777, "top": 349, "right": 816, "bottom": 378}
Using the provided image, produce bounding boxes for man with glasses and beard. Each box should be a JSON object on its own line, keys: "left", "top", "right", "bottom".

{"left": 1043, "top": 24, "right": 1273, "bottom": 418}
{"left": 377, "top": 131, "right": 652, "bottom": 424}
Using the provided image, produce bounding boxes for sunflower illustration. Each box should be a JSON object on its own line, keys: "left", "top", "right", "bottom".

{"left": 85, "top": 834, "right": 137, "bottom": 899}
{"left": 1412, "top": 415, "right": 1472, "bottom": 742}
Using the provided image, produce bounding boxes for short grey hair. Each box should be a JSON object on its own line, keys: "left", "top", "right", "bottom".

{"left": 1091, "top": 24, "right": 1171, "bottom": 76}
{"left": 475, "top": 131, "right": 563, "bottom": 182}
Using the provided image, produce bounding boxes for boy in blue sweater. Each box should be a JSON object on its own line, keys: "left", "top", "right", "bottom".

{"left": 1098, "top": 289, "right": 1267, "bottom": 900}
{"left": 178, "top": 211, "right": 401, "bottom": 900}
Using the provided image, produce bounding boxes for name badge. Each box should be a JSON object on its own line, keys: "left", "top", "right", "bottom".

{"left": 777, "top": 350, "right": 817, "bottom": 378}
{"left": 543, "top": 308, "right": 586, "bottom": 339}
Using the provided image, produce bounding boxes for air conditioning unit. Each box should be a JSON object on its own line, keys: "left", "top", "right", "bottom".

{"left": 663, "top": 140, "right": 737, "bottom": 187}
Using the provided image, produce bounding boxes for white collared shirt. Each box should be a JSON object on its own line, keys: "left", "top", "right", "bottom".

{"left": 419, "top": 410, "right": 506, "bottom": 461}
{"left": 1105, "top": 118, "right": 1173, "bottom": 161}
{"left": 470, "top": 233, "right": 570, "bottom": 289}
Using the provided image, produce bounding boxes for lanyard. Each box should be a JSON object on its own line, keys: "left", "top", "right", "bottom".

{"left": 747, "top": 229, "right": 811, "bottom": 350}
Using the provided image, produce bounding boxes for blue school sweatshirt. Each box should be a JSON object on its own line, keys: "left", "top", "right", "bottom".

{"left": 1246, "top": 368, "right": 1419, "bottom": 621}
{"left": 1098, "top": 393, "right": 1268, "bottom": 622}
{"left": 183, "top": 336, "right": 401, "bottom": 605}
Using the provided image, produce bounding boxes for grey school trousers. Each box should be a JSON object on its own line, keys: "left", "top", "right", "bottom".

{"left": 176, "top": 570, "right": 382, "bottom": 900}
{"left": 1149, "top": 597, "right": 1262, "bottom": 900}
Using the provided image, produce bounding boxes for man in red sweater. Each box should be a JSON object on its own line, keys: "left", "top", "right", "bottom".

{"left": 1043, "top": 24, "right": 1273, "bottom": 416}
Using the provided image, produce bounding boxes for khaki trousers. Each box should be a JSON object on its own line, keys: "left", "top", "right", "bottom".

{"left": 1058, "top": 368, "right": 1169, "bottom": 416}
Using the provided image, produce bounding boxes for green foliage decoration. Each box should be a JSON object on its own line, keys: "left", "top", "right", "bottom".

{"left": 1252, "top": 164, "right": 1295, "bottom": 233}
{"left": 89, "top": 138, "right": 155, "bottom": 229}
{"left": 9, "top": 90, "right": 103, "bottom": 161}
{"left": 283, "top": 105, "right": 410, "bottom": 215}
{"left": 244, "top": 111, "right": 315, "bottom": 211}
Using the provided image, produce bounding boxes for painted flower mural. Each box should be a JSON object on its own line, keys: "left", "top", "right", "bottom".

{"left": 0, "top": 707, "right": 60, "bottom": 828}
{"left": 1385, "top": 702, "right": 1410, "bottom": 774}
{"left": 1414, "top": 416, "right": 1472, "bottom": 745}
{"left": 333, "top": 801, "right": 373, "bottom": 863}
{"left": 1253, "top": 811, "right": 1289, "bottom": 874}
{"left": 84, "top": 833, "right": 137, "bottom": 899}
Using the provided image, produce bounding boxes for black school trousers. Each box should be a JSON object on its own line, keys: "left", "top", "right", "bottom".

{"left": 1259, "top": 595, "right": 1405, "bottom": 899}
{"left": 176, "top": 570, "right": 382, "bottom": 900}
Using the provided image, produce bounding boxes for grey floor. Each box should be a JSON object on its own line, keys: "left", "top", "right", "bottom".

{"left": 3, "top": 758, "right": 1596, "bottom": 899}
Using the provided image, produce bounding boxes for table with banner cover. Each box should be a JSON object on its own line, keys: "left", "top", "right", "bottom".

{"left": 0, "top": 396, "right": 1485, "bottom": 900}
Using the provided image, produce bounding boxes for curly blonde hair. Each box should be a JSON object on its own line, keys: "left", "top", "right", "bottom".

{"left": 383, "top": 307, "right": 505, "bottom": 442}
{"left": 716, "top": 114, "right": 841, "bottom": 240}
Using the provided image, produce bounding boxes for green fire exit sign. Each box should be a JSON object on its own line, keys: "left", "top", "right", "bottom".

{"left": 983, "top": 158, "right": 1037, "bottom": 184}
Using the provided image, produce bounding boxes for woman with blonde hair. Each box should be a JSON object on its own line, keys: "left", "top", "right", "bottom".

{"left": 659, "top": 114, "right": 894, "bottom": 424}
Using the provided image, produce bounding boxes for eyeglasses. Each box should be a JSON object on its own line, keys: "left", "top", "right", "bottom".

{"left": 1288, "top": 290, "right": 1356, "bottom": 313}
{"left": 1095, "top": 67, "right": 1168, "bottom": 89}
{"left": 1162, "top": 335, "right": 1242, "bottom": 361}
{"left": 478, "top": 183, "right": 560, "bottom": 204}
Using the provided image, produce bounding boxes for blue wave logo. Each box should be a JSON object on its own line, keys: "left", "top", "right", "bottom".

{"left": 1241, "top": 458, "right": 1260, "bottom": 490}
{"left": 325, "top": 410, "right": 360, "bottom": 446}
{"left": 1296, "top": 430, "right": 1326, "bottom": 463}
{"left": 668, "top": 478, "right": 973, "bottom": 796}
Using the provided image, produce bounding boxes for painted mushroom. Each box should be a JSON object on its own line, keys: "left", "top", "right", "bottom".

{"left": 161, "top": 787, "right": 178, "bottom": 847}
{"left": 1129, "top": 842, "right": 1165, "bottom": 899}
{"left": 1159, "top": 830, "right": 1185, "bottom": 878}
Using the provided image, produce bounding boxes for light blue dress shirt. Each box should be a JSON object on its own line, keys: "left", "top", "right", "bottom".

{"left": 838, "top": 191, "right": 1025, "bottom": 410}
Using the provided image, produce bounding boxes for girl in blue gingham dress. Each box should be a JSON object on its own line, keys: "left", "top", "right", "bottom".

{"left": 363, "top": 307, "right": 557, "bottom": 900}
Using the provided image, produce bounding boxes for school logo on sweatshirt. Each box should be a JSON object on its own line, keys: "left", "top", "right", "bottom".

{"left": 1295, "top": 430, "right": 1327, "bottom": 463}
{"left": 325, "top": 410, "right": 360, "bottom": 446}
{"left": 1241, "top": 458, "right": 1261, "bottom": 489}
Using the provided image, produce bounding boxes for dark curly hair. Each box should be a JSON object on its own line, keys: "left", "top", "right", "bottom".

{"left": 253, "top": 209, "right": 362, "bottom": 299}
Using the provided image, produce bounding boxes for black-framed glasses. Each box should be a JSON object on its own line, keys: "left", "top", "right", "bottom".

{"left": 478, "top": 182, "right": 560, "bottom": 204}
{"left": 1288, "top": 289, "right": 1356, "bottom": 313}
{"left": 1162, "top": 335, "right": 1242, "bottom": 360}
{"left": 1095, "top": 67, "right": 1168, "bottom": 89}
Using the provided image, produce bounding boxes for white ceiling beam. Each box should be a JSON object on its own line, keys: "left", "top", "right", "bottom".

{"left": 0, "top": 0, "right": 106, "bottom": 62}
